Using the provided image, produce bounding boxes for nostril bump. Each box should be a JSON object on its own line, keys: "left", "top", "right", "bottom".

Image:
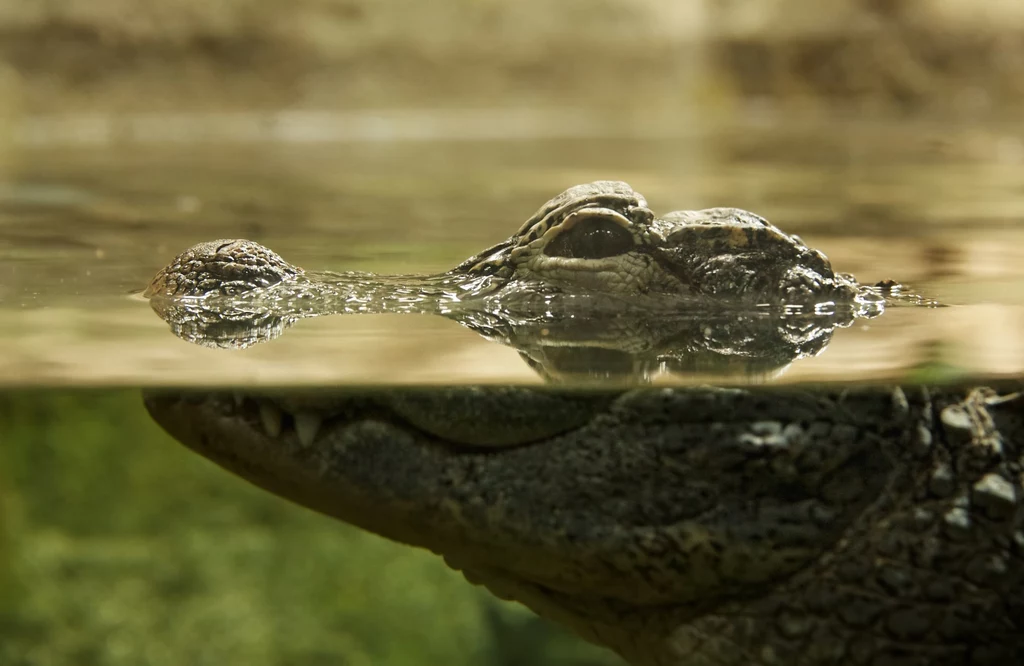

{"left": 631, "top": 207, "right": 654, "bottom": 224}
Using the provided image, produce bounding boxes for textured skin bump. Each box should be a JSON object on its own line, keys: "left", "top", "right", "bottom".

{"left": 144, "top": 239, "right": 302, "bottom": 298}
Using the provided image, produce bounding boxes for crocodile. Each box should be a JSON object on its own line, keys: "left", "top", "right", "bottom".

{"left": 143, "top": 180, "right": 901, "bottom": 377}
{"left": 140, "top": 183, "right": 1024, "bottom": 665}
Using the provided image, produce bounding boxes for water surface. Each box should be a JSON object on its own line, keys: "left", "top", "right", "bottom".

{"left": 3, "top": 113, "right": 1024, "bottom": 387}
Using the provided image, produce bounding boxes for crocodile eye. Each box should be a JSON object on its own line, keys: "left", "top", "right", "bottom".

{"left": 544, "top": 217, "right": 635, "bottom": 259}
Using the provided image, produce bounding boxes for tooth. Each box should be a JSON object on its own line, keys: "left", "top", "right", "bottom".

{"left": 294, "top": 412, "right": 321, "bottom": 447}
{"left": 259, "top": 401, "right": 283, "bottom": 437}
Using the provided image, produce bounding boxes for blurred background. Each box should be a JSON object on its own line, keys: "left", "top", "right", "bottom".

{"left": 2, "top": 0, "right": 1024, "bottom": 114}
{"left": 3, "top": 1, "right": 1024, "bottom": 665}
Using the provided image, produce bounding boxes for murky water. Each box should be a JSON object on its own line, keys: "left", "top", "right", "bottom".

{"left": 2, "top": 112, "right": 1024, "bottom": 387}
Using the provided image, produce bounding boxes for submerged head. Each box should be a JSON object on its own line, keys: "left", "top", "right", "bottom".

{"left": 144, "top": 385, "right": 893, "bottom": 656}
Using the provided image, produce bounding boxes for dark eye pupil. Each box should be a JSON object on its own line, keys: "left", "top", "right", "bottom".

{"left": 544, "top": 218, "right": 634, "bottom": 259}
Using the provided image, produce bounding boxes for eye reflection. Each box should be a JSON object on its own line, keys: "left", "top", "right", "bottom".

{"left": 544, "top": 217, "right": 636, "bottom": 259}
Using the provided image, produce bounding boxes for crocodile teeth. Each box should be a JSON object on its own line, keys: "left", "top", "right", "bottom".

{"left": 258, "top": 401, "right": 283, "bottom": 437}
{"left": 293, "top": 412, "right": 321, "bottom": 447}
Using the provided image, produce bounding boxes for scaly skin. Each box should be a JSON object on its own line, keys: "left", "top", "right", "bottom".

{"left": 144, "top": 384, "right": 1024, "bottom": 665}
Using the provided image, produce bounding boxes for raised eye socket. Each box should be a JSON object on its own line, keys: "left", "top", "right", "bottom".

{"left": 543, "top": 217, "right": 635, "bottom": 259}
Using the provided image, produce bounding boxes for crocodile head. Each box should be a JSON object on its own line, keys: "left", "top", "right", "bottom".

{"left": 458, "top": 180, "right": 866, "bottom": 306}
{"left": 145, "top": 181, "right": 878, "bottom": 310}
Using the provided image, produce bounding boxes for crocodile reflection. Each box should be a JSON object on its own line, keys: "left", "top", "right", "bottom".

{"left": 149, "top": 293, "right": 871, "bottom": 382}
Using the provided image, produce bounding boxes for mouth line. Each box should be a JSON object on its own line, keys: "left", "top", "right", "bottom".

{"left": 159, "top": 390, "right": 547, "bottom": 454}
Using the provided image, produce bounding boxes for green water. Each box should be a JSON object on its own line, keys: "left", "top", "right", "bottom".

{"left": 0, "top": 390, "right": 620, "bottom": 666}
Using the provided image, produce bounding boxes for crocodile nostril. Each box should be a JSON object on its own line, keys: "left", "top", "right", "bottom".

{"left": 145, "top": 239, "right": 303, "bottom": 298}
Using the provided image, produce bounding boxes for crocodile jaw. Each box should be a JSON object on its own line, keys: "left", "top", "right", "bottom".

{"left": 143, "top": 385, "right": 1024, "bottom": 664}
{"left": 143, "top": 387, "right": 891, "bottom": 621}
